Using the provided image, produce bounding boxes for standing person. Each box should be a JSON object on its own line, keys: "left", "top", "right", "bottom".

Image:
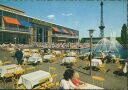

{"left": 15, "top": 48, "right": 23, "bottom": 65}
{"left": 100, "top": 51, "right": 105, "bottom": 63}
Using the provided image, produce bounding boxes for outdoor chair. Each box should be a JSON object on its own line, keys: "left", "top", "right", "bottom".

{"left": 25, "top": 66, "right": 35, "bottom": 72}
{"left": 114, "top": 58, "right": 123, "bottom": 70}
{"left": 98, "top": 64, "right": 106, "bottom": 73}
{"left": 49, "top": 67, "right": 56, "bottom": 74}
{"left": 40, "top": 73, "right": 59, "bottom": 89}
{"left": 16, "top": 84, "right": 26, "bottom": 89}
{"left": 49, "top": 57, "right": 56, "bottom": 63}
{"left": 59, "top": 53, "right": 65, "bottom": 59}
{"left": 84, "top": 59, "right": 89, "bottom": 67}
{"left": 14, "top": 67, "right": 25, "bottom": 79}
{"left": 72, "top": 58, "right": 78, "bottom": 66}
{"left": 2, "top": 57, "right": 12, "bottom": 65}
{"left": 2, "top": 67, "right": 15, "bottom": 86}
{"left": 0, "top": 61, "right": 3, "bottom": 66}
{"left": 92, "top": 76, "right": 105, "bottom": 88}
{"left": 3, "top": 61, "right": 12, "bottom": 65}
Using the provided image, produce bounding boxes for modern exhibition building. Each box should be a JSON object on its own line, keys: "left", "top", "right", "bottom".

{"left": 0, "top": 4, "right": 79, "bottom": 44}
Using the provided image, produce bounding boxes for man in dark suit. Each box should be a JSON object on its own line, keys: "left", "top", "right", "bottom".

{"left": 15, "top": 48, "right": 23, "bottom": 65}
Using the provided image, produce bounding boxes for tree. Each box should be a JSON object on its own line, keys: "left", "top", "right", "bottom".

{"left": 121, "top": 24, "right": 128, "bottom": 48}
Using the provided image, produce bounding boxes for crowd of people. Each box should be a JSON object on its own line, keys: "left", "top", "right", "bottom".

{"left": 0, "top": 42, "right": 91, "bottom": 50}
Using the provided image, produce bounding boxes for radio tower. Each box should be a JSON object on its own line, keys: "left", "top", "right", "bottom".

{"left": 99, "top": 0, "right": 105, "bottom": 38}
{"left": 127, "top": 0, "right": 128, "bottom": 27}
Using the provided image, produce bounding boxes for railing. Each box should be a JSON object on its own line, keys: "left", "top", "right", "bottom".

{"left": 52, "top": 34, "right": 78, "bottom": 38}
{"left": 0, "top": 27, "right": 32, "bottom": 34}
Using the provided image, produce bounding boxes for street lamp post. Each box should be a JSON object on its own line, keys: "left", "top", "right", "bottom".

{"left": 14, "top": 37, "right": 16, "bottom": 44}
{"left": 88, "top": 29, "right": 94, "bottom": 76}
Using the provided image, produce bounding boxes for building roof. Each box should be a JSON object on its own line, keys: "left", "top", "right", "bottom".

{"left": 0, "top": 4, "right": 25, "bottom": 14}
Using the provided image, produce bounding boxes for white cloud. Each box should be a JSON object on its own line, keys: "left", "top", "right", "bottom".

{"left": 74, "top": 21, "right": 79, "bottom": 26}
{"left": 62, "top": 13, "right": 72, "bottom": 16}
{"left": 47, "top": 15, "right": 55, "bottom": 19}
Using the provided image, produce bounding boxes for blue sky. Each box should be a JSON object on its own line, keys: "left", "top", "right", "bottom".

{"left": 0, "top": 0, "right": 127, "bottom": 38}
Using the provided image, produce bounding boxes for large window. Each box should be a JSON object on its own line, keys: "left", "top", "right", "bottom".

{"left": 0, "top": 16, "right": 2, "bottom": 28}
{"left": 5, "top": 24, "right": 18, "bottom": 30}
{"left": 3, "top": 11, "right": 16, "bottom": 18}
{"left": 0, "top": 10, "right": 2, "bottom": 16}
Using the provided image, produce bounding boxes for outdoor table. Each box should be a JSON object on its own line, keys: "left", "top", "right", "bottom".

{"left": 28, "top": 53, "right": 42, "bottom": 63}
{"left": 62, "top": 57, "right": 77, "bottom": 64}
{"left": 18, "top": 70, "right": 52, "bottom": 89}
{"left": 0, "top": 61, "right": 3, "bottom": 66}
{"left": 53, "top": 51, "right": 61, "bottom": 55}
{"left": 0, "top": 64, "right": 22, "bottom": 77}
{"left": 67, "top": 52, "right": 76, "bottom": 56}
{"left": 123, "top": 62, "right": 127, "bottom": 73}
{"left": 43, "top": 55, "right": 55, "bottom": 60}
{"left": 90, "top": 59, "right": 102, "bottom": 67}
{"left": 79, "top": 83, "right": 103, "bottom": 89}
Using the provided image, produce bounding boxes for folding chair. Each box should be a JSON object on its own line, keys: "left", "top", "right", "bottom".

{"left": 40, "top": 74, "right": 58, "bottom": 89}
{"left": 0, "top": 61, "right": 3, "bottom": 66}
{"left": 92, "top": 76, "right": 105, "bottom": 87}
{"left": 49, "top": 67, "right": 56, "bottom": 74}
{"left": 2, "top": 67, "right": 15, "bottom": 86}
{"left": 3, "top": 61, "right": 12, "bottom": 65}
{"left": 72, "top": 58, "right": 78, "bottom": 66}
{"left": 84, "top": 59, "right": 89, "bottom": 67}
{"left": 14, "top": 66, "right": 25, "bottom": 79}
{"left": 25, "top": 66, "right": 35, "bottom": 72}
{"left": 98, "top": 64, "right": 106, "bottom": 73}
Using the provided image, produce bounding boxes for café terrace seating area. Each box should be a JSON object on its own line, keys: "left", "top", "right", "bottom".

{"left": 0, "top": 46, "right": 127, "bottom": 89}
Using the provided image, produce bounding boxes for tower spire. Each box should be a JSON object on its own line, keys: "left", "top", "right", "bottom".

{"left": 99, "top": 0, "right": 105, "bottom": 38}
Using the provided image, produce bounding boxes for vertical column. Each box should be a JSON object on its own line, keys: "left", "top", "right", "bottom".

{"left": 42, "top": 27, "right": 44, "bottom": 44}
{"left": 29, "top": 27, "right": 34, "bottom": 44}
{"left": 48, "top": 28, "right": 52, "bottom": 48}
{"left": 33, "top": 27, "right": 37, "bottom": 43}
{"left": 2, "top": 11, "right": 5, "bottom": 29}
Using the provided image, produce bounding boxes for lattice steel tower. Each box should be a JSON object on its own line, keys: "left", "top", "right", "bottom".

{"left": 99, "top": 0, "right": 105, "bottom": 38}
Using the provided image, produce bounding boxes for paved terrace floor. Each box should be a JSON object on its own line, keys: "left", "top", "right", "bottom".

{"left": 0, "top": 49, "right": 127, "bottom": 89}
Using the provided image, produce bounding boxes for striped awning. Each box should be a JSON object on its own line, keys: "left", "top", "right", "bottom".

{"left": 52, "top": 27, "right": 61, "bottom": 32}
{"left": 62, "top": 28, "right": 69, "bottom": 33}
{"left": 18, "top": 18, "right": 31, "bottom": 27}
{"left": 3, "top": 16, "right": 21, "bottom": 25}
{"left": 69, "top": 30, "right": 74, "bottom": 35}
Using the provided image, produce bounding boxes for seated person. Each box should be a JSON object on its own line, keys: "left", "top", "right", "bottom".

{"left": 60, "top": 69, "right": 86, "bottom": 89}
{"left": 71, "top": 72, "right": 85, "bottom": 86}
{"left": 60, "top": 69, "right": 77, "bottom": 89}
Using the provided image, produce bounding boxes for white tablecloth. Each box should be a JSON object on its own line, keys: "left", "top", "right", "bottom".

{"left": 0, "top": 64, "right": 22, "bottom": 77}
{"left": 53, "top": 51, "right": 61, "bottom": 55}
{"left": 67, "top": 52, "right": 76, "bottom": 56}
{"left": 18, "top": 70, "right": 51, "bottom": 89}
{"left": 123, "top": 62, "right": 127, "bottom": 73}
{"left": 62, "top": 57, "right": 76, "bottom": 63}
{"left": 44, "top": 55, "right": 55, "bottom": 60}
{"left": 91, "top": 59, "right": 102, "bottom": 67}
{"left": 79, "top": 83, "right": 103, "bottom": 89}
{"left": 28, "top": 53, "right": 42, "bottom": 63}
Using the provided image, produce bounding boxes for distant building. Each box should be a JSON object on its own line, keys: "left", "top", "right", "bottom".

{"left": 0, "top": 4, "right": 79, "bottom": 44}
{"left": 81, "top": 37, "right": 110, "bottom": 44}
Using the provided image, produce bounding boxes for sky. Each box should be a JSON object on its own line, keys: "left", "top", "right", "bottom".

{"left": 0, "top": 0, "right": 127, "bottom": 38}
